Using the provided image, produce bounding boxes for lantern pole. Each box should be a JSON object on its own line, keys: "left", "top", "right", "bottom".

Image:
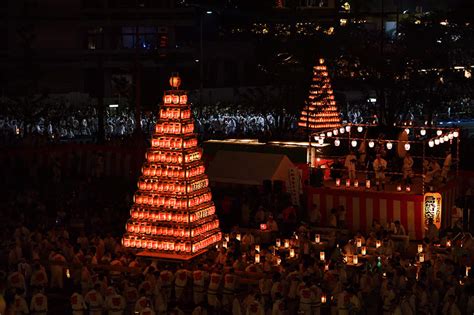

{"left": 422, "top": 139, "right": 425, "bottom": 196}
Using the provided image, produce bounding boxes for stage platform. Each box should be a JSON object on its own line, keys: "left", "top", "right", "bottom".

{"left": 306, "top": 178, "right": 460, "bottom": 240}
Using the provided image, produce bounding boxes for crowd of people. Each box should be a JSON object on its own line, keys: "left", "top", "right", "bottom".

{"left": 1, "top": 164, "right": 473, "bottom": 314}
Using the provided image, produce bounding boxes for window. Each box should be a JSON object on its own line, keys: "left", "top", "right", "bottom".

{"left": 121, "top": 26, "right": 158, "bottom": 49}
{"left": 86, "top": 27, "right": 104, "bottom": 50}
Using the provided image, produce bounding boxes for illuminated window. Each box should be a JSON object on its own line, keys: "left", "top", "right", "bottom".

{"left": 121, "top": 27, "right": 158, "bottom": 49}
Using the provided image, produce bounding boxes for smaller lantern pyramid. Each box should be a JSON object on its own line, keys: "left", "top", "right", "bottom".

{"left": 122, "top": 74, "right": 221, "bottom": 260}
{"left": 298, "top": 58, "right": 341, "bottom": 130}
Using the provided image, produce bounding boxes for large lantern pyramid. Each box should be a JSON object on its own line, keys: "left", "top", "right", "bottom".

{"left": 122, "top": 74, "right": 221, "bottom": 260}
{"left": 298, "top": 58, "right": 341, "bottom": 130}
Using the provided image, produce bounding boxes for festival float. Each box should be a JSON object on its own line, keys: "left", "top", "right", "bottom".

{"left": 122, "top": 74, "right": 221, "bottom": 260}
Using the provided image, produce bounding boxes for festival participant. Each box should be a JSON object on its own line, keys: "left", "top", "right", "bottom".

{"left": 373, "top": 153, "right": 387, "bottom": 191}
{"left": 207, "top": 268, "right": 222, "bottom": 311}
{"left": 246, "top": 294, "right": 264, "bottom": 315}
{"left": 134, "top": 289, "right": 151, "bottom": 314}
{"left": 270, "top": 274, "right": 283, "bottom": 302}
{"left": 266, "top": 215, "right": 279, "bottom": 232}
{"left": 105, "top": 287, "right": 126, "bottom": 315}
{"left": 441, "top": 150, "right": 452, "bottom": 183}
{"left": 30, "top": 263, "right": 48, "bottom": 288}
{"left": 30, "top": 287, "right": 48, "bottom": 315}
{"left": 193, "top": 264, "right": 208, "bottom": 305}
{"left": 14, "top": 288, "right": 29, "bottom": 315}
{"left": 298, "top": 278, "right": 315, "bottom": 315}
{"left": 425, "top": 159, "right": 441, "bottom": 185}
{"left": 344, "top": 151, "right": 357, "bottom": 180}
{"left": 272, "top": 293, "right": 286, "bottom": 315}
{"left": 174, "top": 265, "right": 189, "bottom": 302}
{"left": 85, "top": 284, "right": 104, "bottom": 315}
{"left": 259, "top": 273, "right": 273, "bottom": 307}
{"left": 402, "top": 152, "right": 414, "bottom": 185}
{"left": 8, "top": 269, "right": 26, "bottom": 292}
{"left": 71, "top": 289, "right": 87, "bottom": 315}
{"left": 222, "top": 269, "right": 238, "bottom": 311}
{"left": 49, "top": 250, "right": 66, "bottom": 289}
{"left": 442, "top": 295, "right": 461, "bottom": 315}
{"left": 158, "top": 267, "right": 174, "bottom": 302}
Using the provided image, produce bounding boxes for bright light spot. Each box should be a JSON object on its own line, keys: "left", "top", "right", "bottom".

{"left": 109, "top": 104, "right": 119, "bottom": 108}
{"left": 368, "top": 141, "right": 374, "bottom": 148}
{"left": 465, "top": 69, "right": 472, "bottom": 79}
{"left": 436, "top": 130, "right": 442, "bottom": 136}
{"left": 415, "top": 20, "right": 421, "bottom": 25}
{"left": 195, "top": 59, "right": 200, "bottom": 63}
{"left": 429, "top": 140, "right": 434, "bottom": 147}
{"left": 404, "top": 128, "right": 410, "bottom": 135}
{"left": 440, "top": 20, "right": 448, "bottom": 26}
{"left": 342, "top": 2, "right": 351, "bottom": 11}
{"left": 404, "top": 143, "right": 411, "bottom": 151}
{"left": 334, "top": 139, "right": 340, "bottom": 146}
{"left": 340, "top": 19, "right": 348, "bottom": 26}
{"left": 206, "top": 10, "right": 213, "bottom": 14}
{"left": 386, "top": 142, "right": 393, "bottom": 150}
{"left": 357, "top": 126, "right": 363, "bottom": 132}
{"left": 420, "top": 129, "right": 426, "bottom": 136}
{"left": 368, "top": 98, "right": 377, "bottom": 103}
{"left": 351, "top": 140, "right": 357, "bottom": 147}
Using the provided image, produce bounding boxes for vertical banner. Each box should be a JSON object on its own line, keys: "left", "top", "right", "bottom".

{"left": 424, "top": 192, "right": 442, "bottom": 229}
{"left": 288, "top": 168, "right": 302, "bottom": 206}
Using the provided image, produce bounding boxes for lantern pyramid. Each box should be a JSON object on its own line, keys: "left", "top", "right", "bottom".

{"left": 122, "top": 74, "right": 221, "bottom": 260}
{"left": 298, "top": 58, "right": 341, "bottom": 130}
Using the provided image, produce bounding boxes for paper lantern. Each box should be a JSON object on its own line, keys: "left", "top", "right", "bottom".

{"left": 169, "top": 74, "right": 181, "bottom": 88}
{"left": 321, "top": 294, "right": 327, "bottom": 304}
{"left": 315, "top": 234, "right": 320, "bottom": 243}
{"left": 436, "top": 130, "right": 442, "bottom": 136}
{"left": 406, "top": 185, "right": 411, "bottom": 192}
{"left": 255, "top": 253, "right": 260, "bottom": 264}
{"left": 290, "top": 249, "right": 295, "bottom": 258}
{"left": 353, "top": 255, "right": 358, "bottom": 265}
{"left": 448, "top": 133, "right": 453, "bottom": 140}
{"left": 419, "top": 253, "right": 425, "bottom": 263}
{"left": 440, "top": 137, "right": 445, "bottom": 144}
{"left": 351, "top": 140, "right": 357, "bottom": 147}
{"left": 333, "top": 129, "right": 338, "bottom": 135}
{"left": 453, "top": 131, "right": 459, "bottom": 138}
{"left": 320, "top": 252, "right": 325, "bottom": 261}
{"left": 435, "top": 139, "right": 440, "bottom": 145}
{"left": 339, "top": 127, "right": 345, "bottom": 134}
{"left": 345, "top": 125, "right": 351, "bottom": 132}
{"left": 417, "top": 244, "right": 423, "bottom": 253}
{"left": 236, "top": 233, "right": 241, "bottom": 241}
{"left": 327, "top": 131, "right": 333, "bottom": 137}
{"left": 404, "top": 143, "right": 410, "bottom": 151}
{"left": 276, "top": 257, "right": 281, "bottom": 265}
{"left": 284, "top": 239, "right": 290, "bottom": 248}
{"left": 386, "top": 142, "right": 393, "bottom": 150}
{"left": 376, "top": 240, "right": 381, "bottom": 248}
{"left": 356, "top": 238, "right": 362, "bottom": 247}
{"left": 357, "top": 126, "right": 363, "bottom": 132}
{"left": 179, "top": 95, "right": 188, "bottom": 104}
{"left": 366, "top": 180, "right": 371, "bottom": 189}
{"left": 361, "top": 246, "right": 367, "bottom": 256}
{"left": 466, "top": 266, "right": 471, "bottom": 277}
{"left": 368, "top": 141, "right": 374, "bottom": 148}
{"left": 404, "top": 128, "right": 410, "bottom": 135}
{"left": 336, "top": 179, "right": 341, "bottom": 187}
{"left": 429, "top": 140, "right": 434, "bottom": 147}
{"left": 443, "top": 135, "right": 449, "bottom": 141}
{"left": 354, "top": 180, "right": 359, "bottom": 188}
{"left": 397, "top": 185, "right": 402, "bottom": 192}
{"left": 276, "top": 239, "right": 281, "bottom": 247}
{"left": 447, "top": 240, "right": 451, "bottom": 247}
{"left": 334, "top": 139, "right": 340, "bottom": 146}
{"left": 260, "top": 223, "right": 267, "bottom": 231}
{"left": 255, "top": 245, "right": 260, "bottom": 253}
{"left": 420, "top": 129, "right": 426, "bottom": 136}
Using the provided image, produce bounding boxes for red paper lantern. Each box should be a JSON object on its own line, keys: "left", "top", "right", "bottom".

{"left": 260, "top": 223, "right": 267, "bottom": 230}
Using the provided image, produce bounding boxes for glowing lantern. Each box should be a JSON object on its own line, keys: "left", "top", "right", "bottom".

{"left": 321, "top": 294, "right": 327, "bottom": 304}
{"left": 417, "top": 244, "right": 423, "bottom": 253}
{"left": 320, "top": 251, "right": 325, "bottom": 261}
{"left": 448, "top": 133, "right": 453, "bottom": 140}
{"left": 386, "top": 142, "right": 393, "bottom": 150}
{"left": 327, "top": 131, "right": 333, "bottom": 137}
{"left": 440, "top": 137, "right": 445, "bottom": 144}
{"left": 466, "top": 266, "right": 471, "bottom": 277}
{"left": 435, "top": 139, "right": 440, "bottom": 145}
{"left": 276, "top": 257, "right": 282, "bottom": 265}
{"left": 397, "top": 185, "right": 402, "bottom": 192}
{"left": 276, "top": 239, "right": 281, "bottom": 248}
{"left": 290, "top": 248, "right": 295, "bottom": 258}
{"left": 354, "top": 180, "right": 359, "bottom": 188}
{"left": 236, "top": 233, "right": 241, "bottom": 241}
{"left": 255, "top": 253, "right": 260, "bottom": 264}
{"left": 334, "top": 139, "right": 340, "bottom": 146}
{"left": 260, "top": 223, "right": 267, "bottom": 231}
{"left": 368, "top": 141, "right": 374, "bottom": 148}
{"left": 353, "top": 255, "right": 358, "bottom": 265}
{"left": 420, "top": 129, "right": 426, "bottom": 136}
{"left": 351, "top": 140, "right": 357, "bottom": 147}
{"left": 419, "top": 253, "right": 425, "bottom": 263}
{"left": 443, "top": 135, "right": 449, "bottom": 141}
{"left": 447, "top": 240, "right": 451, "bottom": 247}
{"left": 406, "top": 186, "right": 411, "bottom": 192}
{"left": 346, "top": 179, "right": 350, "bottom": 187}
{"left": 339, "top": 127, "right": 345, "bottom": 134}
{"left": 169, "top": 74, "right": 181, "bottom": 88}
{"left": 333, "top": 129, "right": 338, "bottom": 135}
{"left": 436, "top": 130, "right": 442, "bottom": 136}
{"left": 345, "top": 125, "right": 351, "bottom": 132}
{"left": 336, "top": 179, "right": 341, "bottom": 187}
{"left": 255, "top": 245, "right": 260, "bottom": 253}
{"left": 376, "top": 240, "right": 381, "bottom": 248}
{"left": 164, "top": 95, "right": 172, "bottom": 104}
{"left": 404, "top": 143, "right": 410, "bottom": 151}
{"left": 284, "top": 239, "right": 290, "bottom": 248}
{"left": 315, "top": 234, "right": 320, "bottom": 243}
{"left": 356, "top": 238, "right": 362, "bottom": 248}
{"left": 361, "top": 246, "right": 367, "bottom": 256}
{"left": 404, "top": 128, "right": 410, "bottom": 135}
{"left": 366, "top": 180, "right": 371, "bottom": 189}
{"left": 179, "top": 95, "right": 188, "bottom": 104}
{"left": 453, "top": 131, "right": 459, "bottom": 138}
{"left": 429, "top": 140, "right": 434, "bottom": 147}
{"left": 357, "top": 126, "right": 363, "bottom": 132}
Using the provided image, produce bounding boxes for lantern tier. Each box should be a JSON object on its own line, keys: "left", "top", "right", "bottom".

{"left": 122, "top": 75, "right": 221, "bottom": 260}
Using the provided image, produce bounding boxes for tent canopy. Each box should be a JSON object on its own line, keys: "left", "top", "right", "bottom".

{"left": 207, "top": 150, "right": 296, "bottom": 185}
